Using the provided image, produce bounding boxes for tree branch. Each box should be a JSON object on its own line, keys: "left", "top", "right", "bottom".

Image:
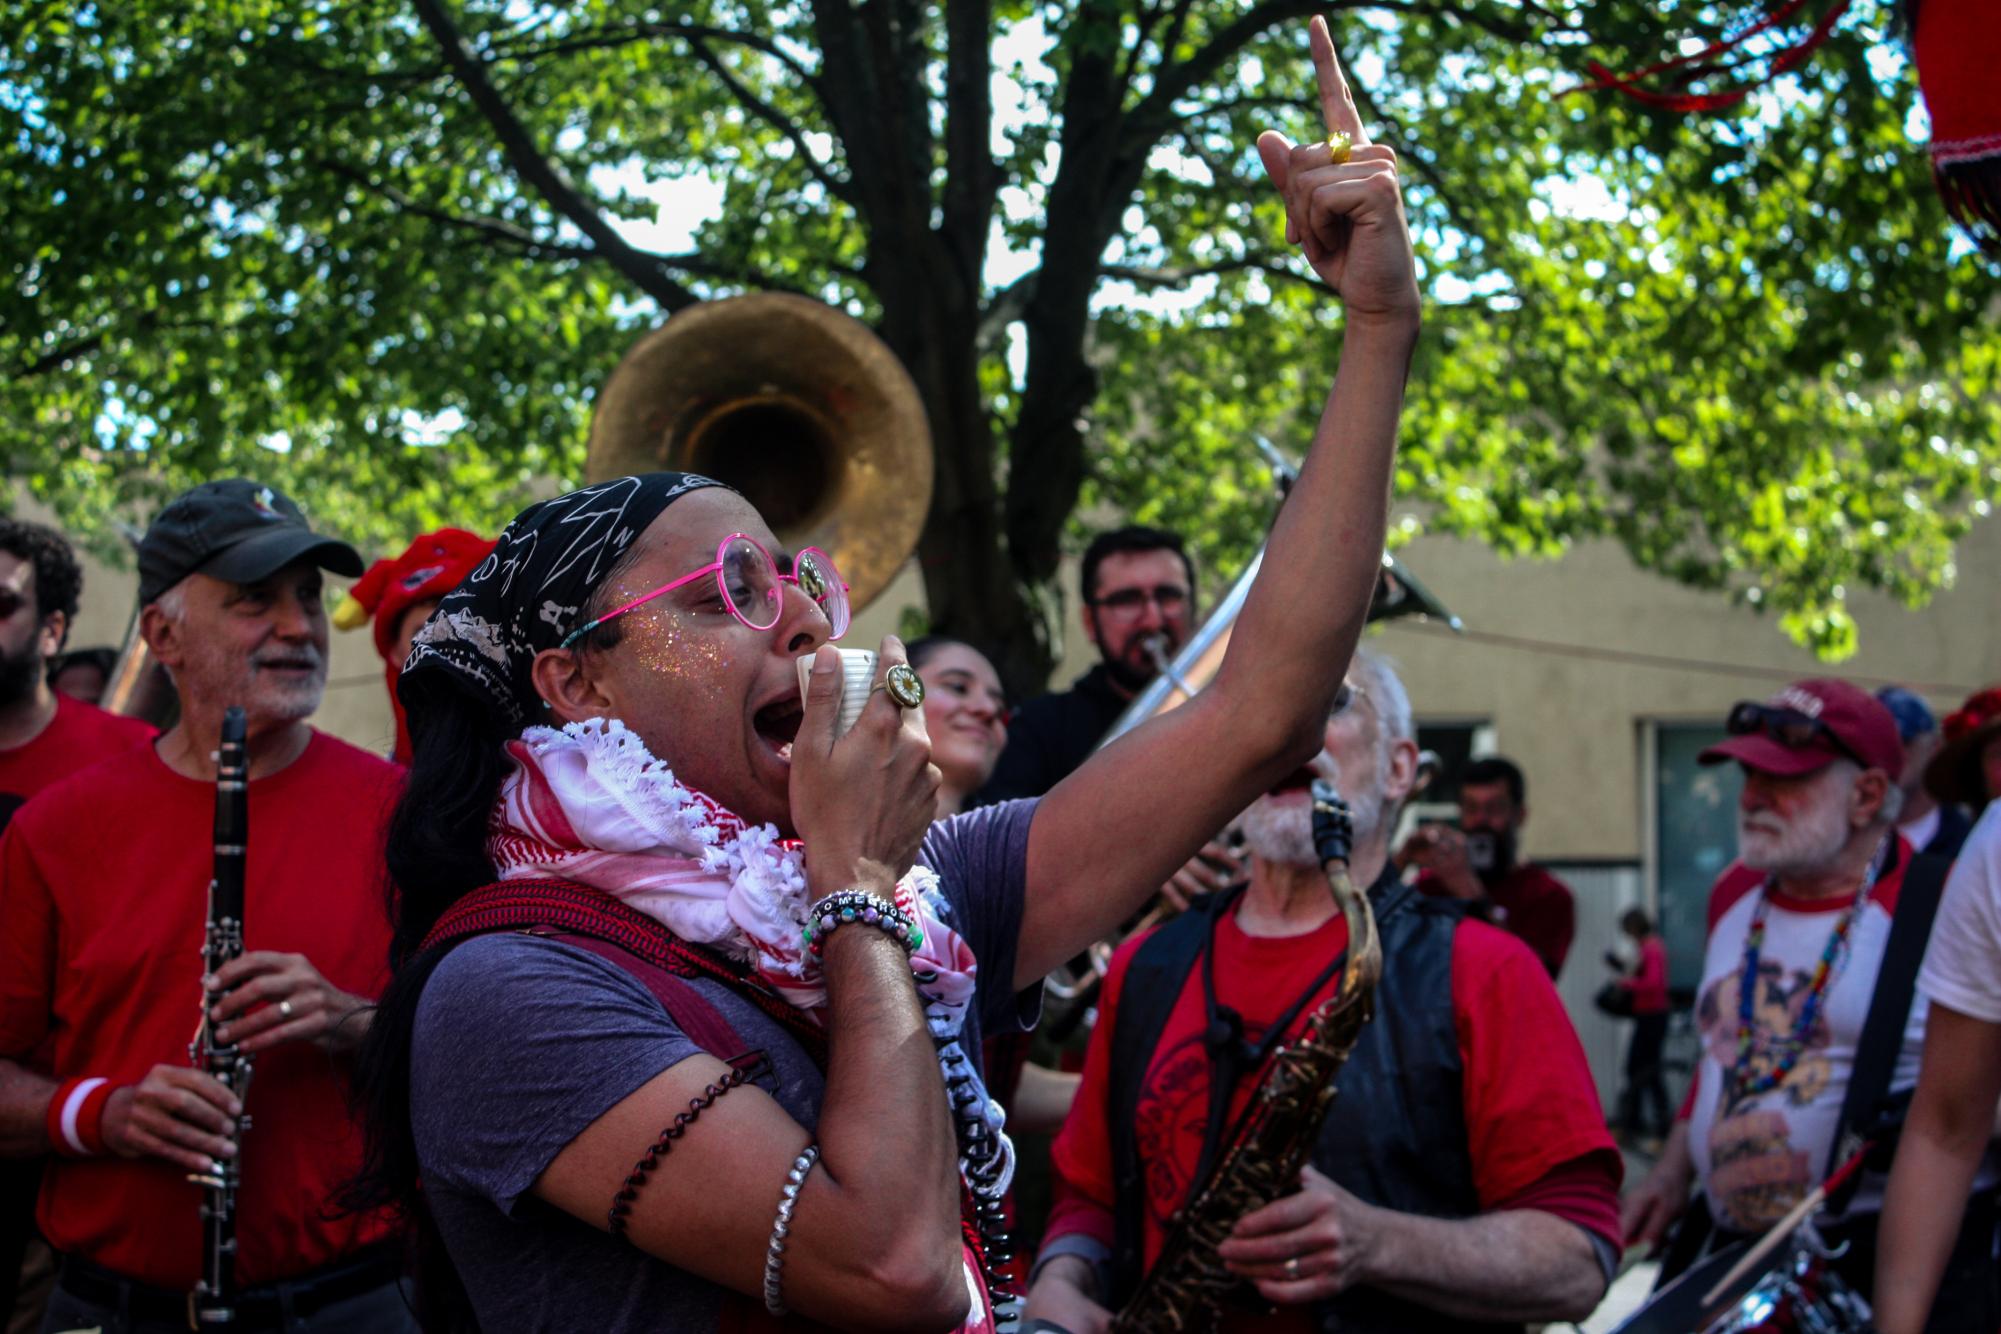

{"left": 683, "top": 36, "right": 854, "bottom": 204}
{"left": 494, "top": 21, "right": 827, "bottom": 98}
{"left": 320, "top": 160, "right": 599, "bottom": 261}
{"left": 1101, "top": 255, "right": 1331, "bottom": 294}
{"left": 409, "top": 0, "right": 699, "bottom": 312}
{"left": 978, "top": 270, "right": 1039, "bottom": 352}
{"left": 941, "top": 0, "right": 998, "bottom": 281}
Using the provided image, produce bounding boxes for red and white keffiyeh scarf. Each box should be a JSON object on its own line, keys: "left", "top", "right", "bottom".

{"left": 485, "top": 718, "right": 1011, "bottom": 1189}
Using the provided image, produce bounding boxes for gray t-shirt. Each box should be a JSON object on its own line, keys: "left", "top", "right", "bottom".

{"left": 410, "top": 799, "right": 1040, "bottom": 1333}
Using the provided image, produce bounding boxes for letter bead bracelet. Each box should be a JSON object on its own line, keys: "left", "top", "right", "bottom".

{"left": 801, "top": 889, "right": 923, "bottom": 957}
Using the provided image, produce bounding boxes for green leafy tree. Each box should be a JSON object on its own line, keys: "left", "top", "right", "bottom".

{"left": 4, "top": 0, "right": 1993, "bottom": 685}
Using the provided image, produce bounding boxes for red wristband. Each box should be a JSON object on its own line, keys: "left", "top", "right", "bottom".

{"left": 45, "top": 1077, "right": 119, "bottom": 1157}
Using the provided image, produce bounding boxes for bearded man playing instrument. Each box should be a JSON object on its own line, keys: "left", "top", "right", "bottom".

{"left": 1024, "top": 650, "right": 1618, "bottom": 1334}
{"left": 346, "top": 18, "right": 1421, "bottom": 1332}
{"left": 1623, "top": 680, "right": 1995, "bottom": 1332}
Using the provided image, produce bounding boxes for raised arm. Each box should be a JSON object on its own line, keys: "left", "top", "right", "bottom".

{"left": 1018, "top": 16, "right": 1420, "bottom": 987}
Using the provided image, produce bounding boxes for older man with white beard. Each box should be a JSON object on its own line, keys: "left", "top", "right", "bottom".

{"left": 1622, "top": 679, "right": 1956, "bottom": 1324}
{"left": 1025, "top": 650, "right": 1619, "bottom": 1334}
{"left": 0, "top": 480, "right": 417, "bottom": 1333}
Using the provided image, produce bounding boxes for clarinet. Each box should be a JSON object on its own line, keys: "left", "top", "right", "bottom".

{"left": 189, "top": 706, "right": 252, "bottom": 1328}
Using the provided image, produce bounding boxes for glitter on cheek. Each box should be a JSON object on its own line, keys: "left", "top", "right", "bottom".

{"left": 628, "top": 603, "right": 736, "bottom": 699}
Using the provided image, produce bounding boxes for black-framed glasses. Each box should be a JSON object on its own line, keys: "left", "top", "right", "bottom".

{"left": 1725, "top": 702, "right": 1865, "bottom": 767}
{"left": 1090, "top": 584, "right": 1190, "bottom": 616}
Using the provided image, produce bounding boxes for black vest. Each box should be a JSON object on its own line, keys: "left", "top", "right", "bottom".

{"left": 1105, "top": 867, "right": 1523, "bottom": 1334}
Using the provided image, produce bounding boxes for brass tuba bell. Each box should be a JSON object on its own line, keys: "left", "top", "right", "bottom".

{"left": 585, "top": 293, "right": 933, "bottom": 612}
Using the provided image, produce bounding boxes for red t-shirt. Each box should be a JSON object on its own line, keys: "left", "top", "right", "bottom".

{"left": 1623, "top": 936, "right": 1670, "bottom": 1015}
{"left": 1418, "top": 863, "right": 1576, "bottom": 976}
{"left": 1048, "top": 897, "right": 1620, "bottom": 1327}
{"left": 0, "top": 731, "right": 402, "bottom": 1287}
{"left": 0, "top": 694, "right": 153, "bottom": 829}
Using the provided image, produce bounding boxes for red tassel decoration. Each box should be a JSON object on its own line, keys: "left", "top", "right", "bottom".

{"left": 1915, "top": 0, "right": 2001, "bottom": 254}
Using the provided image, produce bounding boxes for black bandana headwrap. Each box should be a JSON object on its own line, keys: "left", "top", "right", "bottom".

{"left": 401, "top": 473, "right": 729, "bottom": 731}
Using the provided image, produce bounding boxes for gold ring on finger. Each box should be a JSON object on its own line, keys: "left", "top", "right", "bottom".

{"left": 1326, "top": 131, "right": 1353, "bottom": 165}
{"left": 873, "top": 663, "right": 926, "bottom": 710}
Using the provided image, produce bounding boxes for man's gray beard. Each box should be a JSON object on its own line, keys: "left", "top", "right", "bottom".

{"left": 1243, "top": 777, "right": 1385, "bottom": 868}
{"left": 1738, "top": 790, "right": 1850, "bottom": 874}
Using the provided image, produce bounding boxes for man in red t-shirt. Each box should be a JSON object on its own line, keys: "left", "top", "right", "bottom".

{"left": 1025, "top": 651, "right": 1619, "bottom": 1333}
{"left": 0, "top": 518, "right": 154, "bottom": 825}
{"left": 0, "top": 480, "right": 416, "bottom": 1332}
{"left": 1402, "top": 755, "right": 1577, "bottom": 976}
{"left": 0, "top": 518, "right": 154, "bottom": 1326}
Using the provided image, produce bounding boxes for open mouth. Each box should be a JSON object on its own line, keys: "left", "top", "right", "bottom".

{"left": 753, "top": 695, "right": 805, "bottom": 762}
{"left": 1269, "top": 765, "right": 1318, "bottom": 796}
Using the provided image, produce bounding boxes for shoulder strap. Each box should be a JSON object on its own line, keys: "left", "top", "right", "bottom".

{"left": 1830, "top": 848, "right": 1952, "bottom": 1176}
{"left": 1106, "top": 894, "right": 1225, "bottom": 1302}
{"left": 554, "top": 934, "right": 751, "bottom": 1064}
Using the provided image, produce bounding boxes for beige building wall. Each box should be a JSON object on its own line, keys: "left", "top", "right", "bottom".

{"left": 1372, "top": 516, "right": 2000, "bottom": 864}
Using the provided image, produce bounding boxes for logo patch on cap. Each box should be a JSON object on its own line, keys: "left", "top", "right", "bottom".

{"left": 1773, "top": 685, "right": 1824, "bottom": 718}
{"left": 251, "top": 487, "right": 281, "bottom": 520}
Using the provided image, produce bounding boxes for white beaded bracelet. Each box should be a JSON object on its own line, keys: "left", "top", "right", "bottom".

{"left": 762, "top": 1144, "right": 821, "bottom": 1315}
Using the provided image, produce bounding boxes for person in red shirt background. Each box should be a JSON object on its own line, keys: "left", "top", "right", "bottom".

{"left": 331, "top": 526, "right": 494, "bottom": 766}
{"left": 0, "top": 480, "right": 416, "bottom": 1333}
{"left": 1024, "top": 649, "right": 1618, "bottom": 1334}
{"left": 1609, "top": 907, "right": 1672, "bottom": 1149}
{"left": 0, "top": 519, "right": 155, "bottom": 1330}
{"left": 1401, "top": 755, "right": 1578, "bottom": 977}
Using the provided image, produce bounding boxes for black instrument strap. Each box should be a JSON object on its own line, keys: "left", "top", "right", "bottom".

{"left": 1188, "top": 886, "right": 1350, "bottom": 1195}
{"left": 1828, "top": 845, "right": 1952, "bottom": 1179}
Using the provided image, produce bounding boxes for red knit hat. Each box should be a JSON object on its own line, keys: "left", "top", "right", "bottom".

{"left": 334, "top": 528, "right": 494, "bottom": 763}
{"left": 1925, "top": 685, "right": 2001, "bottom": 806}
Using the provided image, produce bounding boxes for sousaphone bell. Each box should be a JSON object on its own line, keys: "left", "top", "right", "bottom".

{"left": 585, "top": 293, "right": 933, "bottom": 612}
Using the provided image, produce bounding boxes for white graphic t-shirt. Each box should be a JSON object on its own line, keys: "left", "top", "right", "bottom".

{"left": 1919, "top": 803, "right": 2001, "bottom": 1024}
{"left": 1686, "top": 844, "right": 1924, "bottom": 1233}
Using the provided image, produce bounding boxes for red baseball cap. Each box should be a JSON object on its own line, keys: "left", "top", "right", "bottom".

{"left": 1699, "top": 679, "right": 1904, "bottom": 778}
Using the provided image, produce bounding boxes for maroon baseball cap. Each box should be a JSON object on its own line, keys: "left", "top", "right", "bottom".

{"left": 1699, "top": 679, "right": 1904, "bottom": 778}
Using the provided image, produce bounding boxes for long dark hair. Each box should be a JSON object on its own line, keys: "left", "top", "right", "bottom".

{"left": 347, "top": 600, "right": 631, "bottom": 1330}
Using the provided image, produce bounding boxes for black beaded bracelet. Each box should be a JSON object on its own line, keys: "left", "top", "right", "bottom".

{"left": 802, "top": 889, "right": 923, "bottom": 957}
{"left": 608, "top": 1065, "right": 753, "bottom": 1237}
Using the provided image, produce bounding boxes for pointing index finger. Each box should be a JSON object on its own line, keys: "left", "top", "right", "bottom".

{"left": 1309, "top": 15, "right": 1369, "bottom": 147}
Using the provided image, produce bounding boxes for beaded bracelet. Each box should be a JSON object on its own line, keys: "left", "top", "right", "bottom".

{"left": 801, "top": 889, "right": 924, "bottom": 957}
{"left": 762, "top": 1144, "right": 822, "bottom": 1315}
{"left": 607, "top": 1065, "right": 753, "bottom": 1237}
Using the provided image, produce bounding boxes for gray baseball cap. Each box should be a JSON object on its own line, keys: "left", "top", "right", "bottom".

{"left": 137, "top": 479, "right": 362, "bottom": 605}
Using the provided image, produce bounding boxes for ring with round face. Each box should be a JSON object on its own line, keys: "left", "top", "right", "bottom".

{"left": 875, "top": 662, "right": 926, "bottom": 710}
{"left": 278, "top": 998, "right": 294, "bottom": 1019}
{"left": 1326, "top": 130, "right": 1353, "bottom": 164}
{"left": 1284, "top": 1256, "right": 1302, "bottom": 1278}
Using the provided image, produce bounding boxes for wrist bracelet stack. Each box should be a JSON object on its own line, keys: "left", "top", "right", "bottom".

{"left": 762, "top": 1144, "right": 822, "bottom": 1315}
{"left": 801, "top": 890, "right": 923, "bottom": 957}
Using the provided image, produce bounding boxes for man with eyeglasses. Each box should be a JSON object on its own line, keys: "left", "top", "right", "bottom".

{"left": 1621, "top": 679, "right": 1987, "bottom": 1328}
{"left": 978, "top": 525, "right": 1197, "bottom": 806}
{"left": 1027, "top": 650, "right": 1620, "bottom": 1332}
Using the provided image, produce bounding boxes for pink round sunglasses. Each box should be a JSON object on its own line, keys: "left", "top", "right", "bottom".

{"left": 560, "top": 533, "right": 850, "bottom": 649}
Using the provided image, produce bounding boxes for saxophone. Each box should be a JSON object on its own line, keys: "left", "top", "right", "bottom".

{"left": 1110, "top": 779, "right": 1381, "bottom": 1333}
